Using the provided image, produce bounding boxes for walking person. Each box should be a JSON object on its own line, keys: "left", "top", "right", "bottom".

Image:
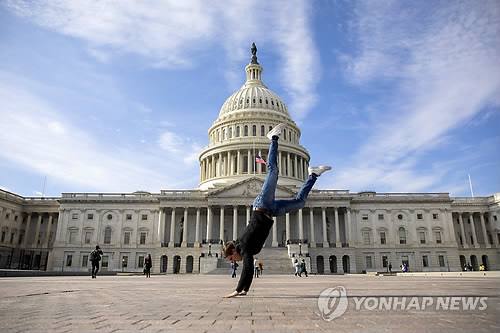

{"left": 300, "top": 259, "right": 308, "bottom": 277}
{"left": 294, "top": 259, "right": 301, "bottom": 277}
{"left": 254, "top": 258, "right": 260, "bottom": 278}
{"left": 89, "top": 245, "right": 103, "bottom": 279}
{"left": 144, "top": 254, "right": 152, "bottom": 278}
{"left": 221, "top": 123, "right": 331, "bottom": 298}
{"left": 231, "top": 260, "right": 238, "bottom": 278}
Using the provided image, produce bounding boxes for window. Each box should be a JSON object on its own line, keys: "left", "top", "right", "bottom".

{"left": 223, "top": 128, "right": 226, "bottom": 140}
{"left": 399, "top": 228, "right": 406, "bottom": 244}
{"left": 104, "top": 227, "right": 112, "bottom": 244}
{"left": 122, "top": 256, "right": 128, "bottom": 268}
{"left": 417, "top": 214, "right": 423, "bottom": 220}
{"left": 433, "top": 213, "right": 439, "bottom": 220}
{"left": 283, "top": 130, "right": 286, "bottom": 140}
{"left": 10, "top": 233, "right": 14, "bottom": 243}
{"left": 72, "top": 214, "right": 78, "bottom": 220}
{"left": 87, "top": 214, "right": 94, "bottom": 220}
{"left": 18, "top": 233, "right": 24, "bottom": 245}
{"left": 141, "top": 214, "right": 148, "bottom": 221}
{"left": 422, "top": 255, "right": 429, "bottom": 267}
{"left": 419, "top": 232, "right": 426, "bottom": 244}
{"left": 382, "top": 256, "right": 388, "bottom": 268}
{"left": 1, "top": 231, "right": 5, "bottom": 242}
{"left": 244, "top": 125, "right": 248, "bottom": 136}
{"left": 82, "top": 255, "right": 88, "bottom": 267}
{"left": 107, "top": 214, "right": 112, "bottom": 220}
{"left": 435, "top": 232, "right": 442, "bottom": 244}
{"left": 380, "top": 232, "right": 386, "bottom": 244}
{"left": 101, "top": 256, "right": 109, "bottom": 268}
{"left": 494, "top": 215, "right": 497, "bottom": 221}
{"left": 438, "top": 255, "right": 446, "bottom": 267}
{"left": 365, "top": 256, "right": 373, "bottom": 269}
{"left": 229, "top": 128, "right": 232, "bottom": 139}
{"left": 242, "top": 156, "right": 248, "bottom": 173}
{"left": 69, "top": 231, "right": 77, "bottom": 244}
{"left": 378, "top": 214, "right": 384, "bottom": 220}
{"left": 66, "top": 255, "right": 73, "bottom": 267}
{"left": 140, "top": 232, "right": 146, "bottom": 245}
{"left": 126, "top": 214, "right": 132, "bottom": 220}
{"left": 124, "top": 232, "right": 130, "bottom": 245}
{"left": 236, "top": 126, "right": 240, "bottom": 137}
{"left": 398, "top": 214, "right": 403, "bottom": 220}
{"left": 14, "top": 215, "right": 18, "bottom": 221}
{"left": 363, "top": 231, "right": 370, "bottom": 245}
{"left": 362, "top": 214, "right": 368, "bottom": 221}
{"left": 85, "top": 231, "right": 92, "bottom": 244}
{"left": 252, "top": 125, "right": 256, "bottom": 136}
{"left": 5, "top": 213, "right": 9, "bottom": 219}
{"left": 138, "top": 256, "right": 145, "bottom": 268}
{"left": 260, "top": 125, "right": 265, "bottom": 136}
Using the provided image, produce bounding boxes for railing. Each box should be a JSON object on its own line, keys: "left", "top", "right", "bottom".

{"left": 452, "top": 197, "right": 489, "bottom": 204}
{"left": 61, "top": 193, "right": 155, "bottom": 199}
{"left": 202, "top": 239, "right": 223, "bottom": 244}
{"left": 287, "top": 239, "right": 308, "bottom": 244}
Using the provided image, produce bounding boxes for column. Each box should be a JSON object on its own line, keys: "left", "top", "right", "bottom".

{"left": 227, "top": 151, "right": 231, "bottom": 176}
{"left": 285, "top": 213, "right": 290, "bottom": 243}
{"left": 33, "top": 214, "right": 43, "bottom": 247}
{"left": 232, "top": 206, "right": 238, "bottom": 240}
{"left": 491, "top": 212, "right": 500, "bottom": 246}
{"left": 211, "top": 155, "right": 215, "bottom": 179}
{"left": 480, "top": 213, "right": 490, "bottom": 248}
{"left": 181, "top": 208, "right": 188, "bottom": 247}
{"left": 247, "top": 150, "right": 251, "bottom": 174}
{"left": 287, "top": 152, "right": 291, "bottom": 176}
{"left": 346, "top": 208, "right": 351, "bottom": 247}
{"left": 43, "top": 214, "right": 54, "bottom": 248}
{"left": 237, "top": 151, "right": 241, "bottom": 175}
{"left": 309, "top": 208, "right": 316, "bottom": 247}
{"left": 272, "top": 216, "right": 278, "bottom": 247}
{"left": 458, "top": 213, "right": 468, "bottom": 248}
{"left": 444, "top": 209, "right": 456, "bottom": 244}
{"left": 322, "top": 207, "right": 328, "bottom": 247}
{"left": 409, "top": 210, "right": 418, "bottom": 245}
{"left": 195, "top": 208, "right": 201, "bottom": 247}
{"left": 424, "top": 210, "right": 433, "bottom": 244}
{"left": 229, "top": 152, "right": 234, "bottom": 176}
{"left": 335, "top": 208, "right": 341, "bottom": 247}
{"left": 279, "top": 152, "right": 282, "bottom": 174}
{"left": 298, "top": 209, "right": 304, "bottom": 241}
{"left": 219, "top": 206, "right": 225, "bottom": 243}
{"left": 206, "top": 206, "right": 213, "bottom": 241}
{"left": 469, "top": 212, "right": 479, "bottom": 248}
{"left": 158, "top": 208, "right": 166, "bottom": 245}
{"left": 23, "top": 213, "right": 32, "bottom": 247}
{"left": 169, "top": 208, "right": 176, "bottom": 247}
{"left": 294, "top": 155, "right": 298, "bottom": 178}
{"left": 218, "top": 153, "right": 222, "bottom": 177}
{"left": 258, "top": 149, "right": 263, "bottom": 174}
{"left": 246, "top": 206, "right": 251, "bottom": 226}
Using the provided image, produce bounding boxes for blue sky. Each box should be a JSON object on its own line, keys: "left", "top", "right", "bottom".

{"left": 0, "top": 0, "right": 498, "bottom": 198}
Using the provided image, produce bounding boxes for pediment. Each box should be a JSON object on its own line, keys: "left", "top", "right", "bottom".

{"left": 208, "top": 177, "right": 297, "bottom": 199}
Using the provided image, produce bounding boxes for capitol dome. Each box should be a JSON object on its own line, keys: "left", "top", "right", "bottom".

{"left": 198, "top": 44, "right": 310, "bottom": 190}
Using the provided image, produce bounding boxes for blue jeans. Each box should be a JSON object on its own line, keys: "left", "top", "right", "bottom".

{"left": 253, "top": 139, "right": 317, "bottom": 217}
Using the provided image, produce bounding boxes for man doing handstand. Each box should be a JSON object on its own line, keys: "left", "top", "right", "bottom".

{"left": 221, "top": 123, "right": 331, "bottom": 298}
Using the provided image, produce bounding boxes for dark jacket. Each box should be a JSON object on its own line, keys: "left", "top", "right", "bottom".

{"left": 234, "top": 211, "right": 273, "bottom": 292}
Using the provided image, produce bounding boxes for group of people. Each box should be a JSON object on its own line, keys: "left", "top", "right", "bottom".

{"left": 400, "top": 263, "right": 409, "bottom": 273}
{"left": 464, "top": 263, "right": 487, "bottom": 271}
{"left": 89, "top": 245, "right": 152, "bottom": 278}
{"left": 294, "top": 259, "right": 308, "bottom": 277}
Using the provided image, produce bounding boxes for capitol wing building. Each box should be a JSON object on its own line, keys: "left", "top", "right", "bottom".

{"left": 1, "top": 49, "right": 499, "bottom": 275}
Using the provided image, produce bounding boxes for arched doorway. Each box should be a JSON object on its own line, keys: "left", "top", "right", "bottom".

{"left": 186, "top": 256, "right": 194, "bottom": 273}
{"left": 481, "top": 255, "right": 489, "bottom": 270}
{"left": 173, "top": 255, "right": 181, "bottom": 274}
{"left": 470, "top": 255, "right": 478, "bottom": 271}
{"left": 160, "top": 256, "right": 168, "bottom": 273}
{"left": 329, "top": 255, "right": 337, "bottom": 273}
{"left": 343, "top": 255, "right": 350, "bottom": 273}
{"left": 459, "top": 255, "right": 466, "bottom": 270}
{"left": 317, "top": 256, "right": 324, "bottom": 275}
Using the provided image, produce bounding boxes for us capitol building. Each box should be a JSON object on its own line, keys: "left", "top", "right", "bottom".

{"left": 1, "top": 47, "right": 499, "bottom": 275}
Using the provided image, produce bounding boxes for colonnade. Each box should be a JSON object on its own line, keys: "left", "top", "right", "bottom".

{"left": 0, "top": 209, "right": 57, "bottom": 249}
{"left": 455, "top": 211, "right": 498, "bottom": 248}
{"left": 200, "top": 149, "right": 309, "bottom": 182}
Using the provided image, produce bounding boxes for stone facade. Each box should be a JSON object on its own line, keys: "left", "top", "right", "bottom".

{"left": 1, "top": 48, "right": 499, "bottom": 274}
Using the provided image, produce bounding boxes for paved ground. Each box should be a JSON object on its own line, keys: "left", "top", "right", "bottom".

{"left": 0, "top": 273, "right": 498, "bottom": 333}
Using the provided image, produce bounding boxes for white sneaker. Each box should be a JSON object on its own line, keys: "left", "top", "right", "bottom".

{"left": 308, "top": 166, "right": 332, "bottom": 177}
{"left": 266, "top": 123, "right": 287, "bottom": 140}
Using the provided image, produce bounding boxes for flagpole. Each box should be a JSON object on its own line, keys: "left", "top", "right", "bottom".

{"left": 468, "top": 174, "right": 474, "bottom": 198}
{"left": 253, "top": 140, "right": 256, "bottom": 176}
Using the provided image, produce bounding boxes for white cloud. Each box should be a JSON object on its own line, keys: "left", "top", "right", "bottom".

{"left": 0, "top": 77, "right": 199, "bottom": 192}
{"left": 335, "top": 0, "right": 500, "bottom": 193}
{"left": 4, "top": 0, "right": 321, "bottom": 120}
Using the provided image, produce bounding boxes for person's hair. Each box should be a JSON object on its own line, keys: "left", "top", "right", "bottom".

{"left": 222, "top": 241, "right": 235, "bottom": 258}
{"left": 96, "top": 245, "right": 100, "bottom": 249}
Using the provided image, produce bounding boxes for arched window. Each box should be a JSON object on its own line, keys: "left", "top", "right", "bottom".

{"left": 244, "top": 125, "right": 248, "bottom": 136}
{"left": 222, "top": 129, "right": 226, "bottom": 140}
{"left": 399, "top": 227, "right": 406, "bottom": 244}
{"left": 252, "top": 125, "right": 256, "bottom": 136}
{"left": 260, "top": 125, "right": 265, "bottom": 136}
{"left": 284, "top": 131, "right": 287, "bottom": 140}
{"left": 104, "top": 227, "right": 112, "bottom": 244}
{"left": 236, "top": 126, "right": 240, "bottom": 137}
{"left": 229, "top": 127, "right": 232, "bottom": 139}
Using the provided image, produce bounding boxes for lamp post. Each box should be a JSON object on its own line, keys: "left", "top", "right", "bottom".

{"left": 208, "top": 243, "right": 212, "bottom": 257}
{"left": 299, "top": 242, "right": 303, "bottom": 256}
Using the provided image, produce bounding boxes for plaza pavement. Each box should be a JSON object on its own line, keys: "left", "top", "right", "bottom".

{"left": 0, "top": 273, "right": 498, "bottom": 333}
